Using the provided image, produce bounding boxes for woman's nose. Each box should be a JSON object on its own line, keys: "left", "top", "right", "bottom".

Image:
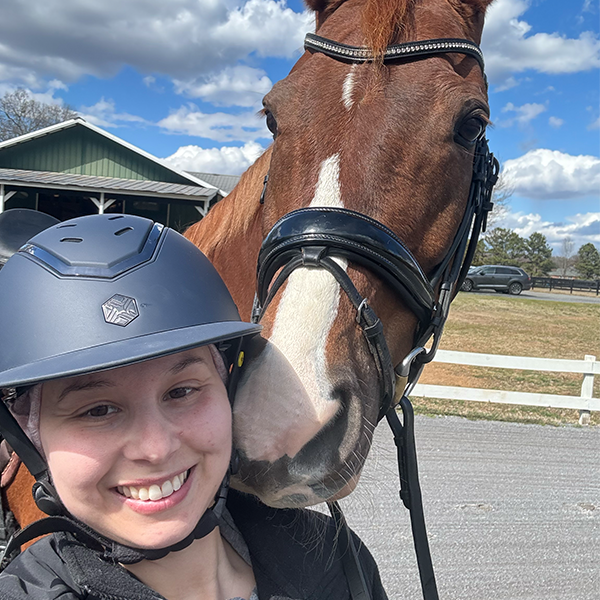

{"left": 122, "top": 405, "right": 181, "bottom": 463}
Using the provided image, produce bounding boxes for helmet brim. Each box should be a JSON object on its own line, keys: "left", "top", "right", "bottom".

{"left": 0, "top": 321, "right": 262, "bottom": 389}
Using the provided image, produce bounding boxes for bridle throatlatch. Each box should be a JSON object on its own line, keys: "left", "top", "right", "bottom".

{"left": 251, "top": 32, "right": 499, "bottom": 600}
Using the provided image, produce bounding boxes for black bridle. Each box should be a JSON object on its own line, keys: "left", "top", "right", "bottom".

{"left": 252, "top": 32, "right": 499, "bottom": 600}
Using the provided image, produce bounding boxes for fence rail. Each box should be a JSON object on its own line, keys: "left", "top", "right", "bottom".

{"left": 411, "top": 350, "right": 598, "bottom": 425}
{"left": 531, "top": 276, "right": 600, "bottom": 295}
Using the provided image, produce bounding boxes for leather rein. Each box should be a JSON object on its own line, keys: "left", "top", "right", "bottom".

{"left": 252, "top": 32, "right": 499, "bottom": 600}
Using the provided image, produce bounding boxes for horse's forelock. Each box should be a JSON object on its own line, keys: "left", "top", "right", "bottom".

{"left": 307, "top": 0, "right": 493, "bottom": 57}
{"left": 362, "top": 0, "right": 417, "bottom": 57}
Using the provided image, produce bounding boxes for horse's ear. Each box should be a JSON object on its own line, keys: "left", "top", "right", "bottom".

{"left": 448, "top": 0, "right": 494, "bottom": 42}
{"left": 304, "top": 0, "right": 347, "bottom": 30}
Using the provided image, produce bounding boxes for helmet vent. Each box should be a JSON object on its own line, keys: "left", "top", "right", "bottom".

{"left": 57, "top": 223, "right": 77, "bottom": 229}
{"left": 114, "top": 227, "right": 134, "bottom": 237}
{"left": 108, "top": 215, "right": 125, "bottom": 221}
{"left": 59, "top": 237, "right": 83, "bottom": 243}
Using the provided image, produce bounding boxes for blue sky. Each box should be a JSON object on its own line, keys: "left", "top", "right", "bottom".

{"left": 0, "top": 0, "right": 598, "bottom": 252}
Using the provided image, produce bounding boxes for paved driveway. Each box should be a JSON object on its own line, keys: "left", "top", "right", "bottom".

{"left": 337, "top": 416, "right": 599, "bottom": 600}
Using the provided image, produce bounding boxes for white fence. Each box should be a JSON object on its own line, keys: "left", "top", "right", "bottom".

{"left": 411, "top": 350, "right": 599, "bottom": 425}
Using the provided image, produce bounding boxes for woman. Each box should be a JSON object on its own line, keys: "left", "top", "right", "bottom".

{"left": 0, "top": 214, "right": 387, "bottom": 600}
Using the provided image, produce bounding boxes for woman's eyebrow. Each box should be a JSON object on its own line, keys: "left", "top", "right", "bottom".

{"left": 58, "top": 380, "right": 115, "bottom": 402}
{"left": 168, "top": 356, "right": 207, "bottom": 375}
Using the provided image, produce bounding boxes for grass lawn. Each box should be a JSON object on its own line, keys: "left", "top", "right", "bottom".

{"left": 412, "top": 293, "right": 600, "bottom": 426}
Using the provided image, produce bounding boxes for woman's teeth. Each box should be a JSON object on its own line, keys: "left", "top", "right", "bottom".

{"left": 117, "top": 470, "right": 189, "bottom": 502}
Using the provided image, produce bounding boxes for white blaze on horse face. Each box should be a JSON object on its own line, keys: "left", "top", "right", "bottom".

{"left": 269, "top": 153, "right": 346, "bottom": 450}
{"left": 342, "top": 65, "right": 357, "bottom": 110}
{"left": 233, "top": 154, "right": 347, "bottom": 464}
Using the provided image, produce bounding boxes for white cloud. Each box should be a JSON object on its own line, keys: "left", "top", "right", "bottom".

{"left": 79, "top": 98, "right": 148, "bottom": 128}
{"left": 0, "top": 0, "right": 313, "bottom": 86}
{"left": 495, "top": 210, "right": 600, "bottom": 251}
{"left": 502, "top": 149, "right": 600, "bottom": 199}
{"left": 548, "top": 116, "right": 564, "bottom": 128}
{"left": 158, "top": 104, "right": 270, "bottom": 143}
{"left": 494, "top": 76, "right": 520, "bottom": 92}
{"left": 174, "top": 66, "right": 273, "bottom": 107}
{"left": 498, "top": 102, "right": 546, "bottom": 127}
{"left": 164, "top": 141, "right": 265, "bottom": 174}
{"left": 589, "top": 116, "right": 600, "bottom": 130}
{"left": 483, "top": 0, "right": 600, "bottom": 85}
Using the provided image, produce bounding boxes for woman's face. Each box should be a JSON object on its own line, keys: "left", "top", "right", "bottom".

{"left": 39, "top": 347, "right": 231, "bottom": 549}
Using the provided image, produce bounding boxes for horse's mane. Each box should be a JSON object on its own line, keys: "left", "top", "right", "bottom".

{"left": 309, "top": 0, "right": 491, "bottom": 57}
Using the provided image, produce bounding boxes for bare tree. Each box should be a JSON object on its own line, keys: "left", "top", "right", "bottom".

{"left": 556, "top": 236, "right": 575, "bottom": 277}
{"left": 0, "top": 89, "right": 78, "bottom": 141}
{"left": 485, "top": 170, "right": 514, "bottom": 229}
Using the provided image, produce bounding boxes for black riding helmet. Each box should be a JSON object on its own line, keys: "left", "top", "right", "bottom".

{"left": 0, "top": 213, "right": 261, "bottom": 563}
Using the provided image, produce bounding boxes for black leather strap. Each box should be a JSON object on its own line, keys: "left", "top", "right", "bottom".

{"left": 305, "top": 33, "right": 485, "bottom": 73}
{"left": 328, "top": 501, "right": 372, "bottom": 600}
{"left": 386, "top": 398, "right": 439, "bottom": 599}
{"left": 257, "top": 207, "right": 435, "bottom": 325}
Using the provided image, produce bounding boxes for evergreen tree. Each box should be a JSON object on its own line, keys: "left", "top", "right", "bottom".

{"left": 471, "top": 239, "right": 487, "bottom": 266}
{"left": 575, "top": 243, "right": 600, "bottom": 280}
{"left": 523, "top": 232, "right": 554, "bottom": 276}
{"left": 484, "top": 228, "right": 526, "bottom": 266}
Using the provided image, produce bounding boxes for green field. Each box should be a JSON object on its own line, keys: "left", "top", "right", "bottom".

{"left": 412, "top": 293, "right": 600, "bottom": 426}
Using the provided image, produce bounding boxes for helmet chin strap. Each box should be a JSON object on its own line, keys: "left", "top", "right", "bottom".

{"left": 2, "top": 470, "right": 232, "bottom": 566}
{"left": 1, "top": 339, "right": 249, "bottom": 567}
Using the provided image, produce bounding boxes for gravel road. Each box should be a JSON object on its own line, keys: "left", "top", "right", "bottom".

{"left": 336, "top": 416, "right": 600, "bottom": 600}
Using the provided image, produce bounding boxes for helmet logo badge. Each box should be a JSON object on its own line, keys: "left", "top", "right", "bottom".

{"left": 102, "top": 294, "right": 139, "bottom": 327}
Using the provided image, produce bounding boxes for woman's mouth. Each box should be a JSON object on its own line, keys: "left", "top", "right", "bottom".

{"left": 117, "top": 469, "right": 190, "bottom": 502}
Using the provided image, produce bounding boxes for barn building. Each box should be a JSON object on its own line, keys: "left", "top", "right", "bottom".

{"left": 0, "top": 118, "right": 239, "bottom": 232}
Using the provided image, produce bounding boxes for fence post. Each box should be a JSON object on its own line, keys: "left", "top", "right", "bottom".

{"left": 579, "top": 355, "right": 596, "bottom": 426}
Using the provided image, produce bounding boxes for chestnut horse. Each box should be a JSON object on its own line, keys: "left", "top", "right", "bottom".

{"left": 186, "top": 0, "right": 497, "bottom": 509}
{"left": 2, "top": 0, "right": 497, "bottom": 543}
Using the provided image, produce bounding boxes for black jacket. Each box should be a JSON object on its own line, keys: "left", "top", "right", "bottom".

{"left": 0, "top": 491, "right": 388, "bottom": 600}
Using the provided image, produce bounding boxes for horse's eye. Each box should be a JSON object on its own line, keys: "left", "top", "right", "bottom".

{"left": 455, "top": 117, "right": 486, "bottom": 147}
{"left": 265, "top": 110, "right": 278, "bottom": 138}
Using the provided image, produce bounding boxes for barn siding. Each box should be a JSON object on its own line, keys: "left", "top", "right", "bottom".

{"left": 0, "top": 127, "right": 188, "bottom": 184}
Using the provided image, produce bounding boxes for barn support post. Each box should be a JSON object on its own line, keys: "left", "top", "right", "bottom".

{"left": 89, "top": 193, "right": 116, "bottom": 215}
{"left": 0, "top": 184, "right": 17, "bottom": 214}
{"left": 579, "top": 354, "right": 596, "bottom": 426}
{"left": 194, "top": 199, "right": 209, "bottom": 218}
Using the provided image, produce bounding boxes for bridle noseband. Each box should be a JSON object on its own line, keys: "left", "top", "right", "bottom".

{"left": 252, "top": 32, "right": 499, "bottom": 600}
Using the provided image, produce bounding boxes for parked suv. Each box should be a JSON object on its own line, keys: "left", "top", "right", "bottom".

{"left": 461, "top": 265, "right": 531, "bottom": 295}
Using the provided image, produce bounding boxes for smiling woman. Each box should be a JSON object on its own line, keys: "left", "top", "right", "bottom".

{"left": 0, "top": 214, "right": 387, "bottom": 600}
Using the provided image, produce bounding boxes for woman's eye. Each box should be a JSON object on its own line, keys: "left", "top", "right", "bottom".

{"left": 455, "top": 116, "right": 486, "bottom": 146}
{"left": 265, "top": 110, "right": 278, "bottom": 138}
{"left": 85, "top": 405, "right": 117, "bottom": 418}
{"left": 167, "top": 387, "right": 195, "bottom": 400}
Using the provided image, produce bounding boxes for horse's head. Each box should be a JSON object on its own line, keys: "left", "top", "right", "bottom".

{"left": 232, "top": 0, "right": 495, "bottom": 507}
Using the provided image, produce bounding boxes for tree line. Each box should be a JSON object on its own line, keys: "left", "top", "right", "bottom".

{"left": 473, "top": 229, "right": 600, "bottom": 280}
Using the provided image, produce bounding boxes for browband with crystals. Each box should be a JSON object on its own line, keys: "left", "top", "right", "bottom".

{"left": 304, "top": 32, "right": 485, "bottom": 73}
